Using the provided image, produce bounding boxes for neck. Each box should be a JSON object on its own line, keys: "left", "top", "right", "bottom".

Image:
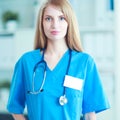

{"left": 43, "top": 40, "right": 69, "bottom": 70}
{"left": 45, "top": 39, "right": 68, "bottom": 56}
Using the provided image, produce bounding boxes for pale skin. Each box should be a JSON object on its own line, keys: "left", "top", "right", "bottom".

{"left": 12, "top": 112, "right": 96, "bottom": 120}
{"left": 12, "top": 4, "right": 96, "bottom": 120}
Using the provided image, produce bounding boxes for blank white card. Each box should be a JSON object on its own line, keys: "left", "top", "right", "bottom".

{"left": 63, "top": 75, "right": 83, "bottom": 91}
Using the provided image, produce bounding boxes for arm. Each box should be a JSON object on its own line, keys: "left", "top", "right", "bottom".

{"left": 7, "top": 59, "right": 26, "bottom": 119}
{"left": 12, "top": 114, "right": 26, "bottom": 120}
{"left": 84, "top": 112, "right": 96, "bottom": 120}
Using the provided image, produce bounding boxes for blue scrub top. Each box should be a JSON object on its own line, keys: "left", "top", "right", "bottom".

{"left": 7, "top": 49, "right": 110, "bottom": 120}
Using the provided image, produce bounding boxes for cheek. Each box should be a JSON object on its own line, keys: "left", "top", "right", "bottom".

{"left": 43, "top": 22, "right": 50, "bottom": 30}
{"left": 43, "top": 23, "right": 50, "bottom": 36}
{"left": 43, "top": 23, "right": 47, "bottom": 31}
{"left": 62, "top": 22, "right": 68, "bottom": 29}
{"left": 62, "top": 24, "right": 68, "bottom": 33}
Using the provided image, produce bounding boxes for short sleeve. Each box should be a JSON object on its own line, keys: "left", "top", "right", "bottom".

{"left": 82, "top": 57, "right": 110, "bottom": 114}
{"left": 7, "top": 58, "right": 26, "bottom": 114}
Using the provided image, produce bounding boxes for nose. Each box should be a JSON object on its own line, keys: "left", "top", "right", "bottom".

{"left": 52, "top": 19, "right": 59, "bottom": 28}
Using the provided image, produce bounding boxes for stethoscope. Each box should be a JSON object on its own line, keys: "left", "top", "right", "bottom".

{"left": 28, "top": 49, "right": 72, "bottom": 106}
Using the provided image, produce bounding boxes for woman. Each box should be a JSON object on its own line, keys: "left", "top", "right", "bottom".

{"left": 7, "top": 0, "right": 110, "bottom": 120}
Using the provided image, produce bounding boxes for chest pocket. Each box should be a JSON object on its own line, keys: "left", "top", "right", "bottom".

{"left": 66, "top": 87, "right": 83, "bottom": 97}
{"left": 63, "top": 75, "right": 84, "bottom": 118}
{"left": 64, "top": 87, "right": 83, "bottom": 120}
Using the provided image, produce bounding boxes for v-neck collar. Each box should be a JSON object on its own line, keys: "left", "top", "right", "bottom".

{"left": 46, "top": 49, "right": 70, "bottom": 73}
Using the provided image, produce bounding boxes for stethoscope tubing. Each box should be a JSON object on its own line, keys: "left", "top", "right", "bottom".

{"left": 27, "top": 60, "right": 47, "bottom": 94}
{"left": 27, "top": 49, "right": 72, "bottom": 105}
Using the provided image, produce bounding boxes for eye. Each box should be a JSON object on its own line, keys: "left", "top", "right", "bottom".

{"left": 59, "top": 16, "right": 65, "bottom": 21}
{"left": 45, "top": 17, "right": 52, "bottom": 21}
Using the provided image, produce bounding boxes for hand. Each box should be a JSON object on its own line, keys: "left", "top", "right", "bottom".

{"left": 12, "top": 114, "right": 26, "bottom": 120}
{"left": 84, "top": 112, "right": 96, "bottom": 120}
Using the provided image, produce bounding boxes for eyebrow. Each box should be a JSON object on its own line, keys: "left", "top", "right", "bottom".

{"left": 44, "top": 14, "right": 65, "bottom": 18}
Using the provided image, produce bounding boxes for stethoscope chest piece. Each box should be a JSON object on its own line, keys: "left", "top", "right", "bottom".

{"left": 59, "top": 95, "right": 68, "bottom": 106}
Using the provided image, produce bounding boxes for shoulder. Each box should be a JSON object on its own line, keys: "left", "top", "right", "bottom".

{"left": 71, "top": 50, "right": 97, "bottom": 71}
{"left": 16, "top": 49, "right": 41, "bottom": 64}
{"left": 72, "top": 50, "right": 94, "bottom": 64}
{"left": 22, "top": 49, "right": 40, "bottom": 57}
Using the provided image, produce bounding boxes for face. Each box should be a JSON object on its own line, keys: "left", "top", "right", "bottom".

{"left": 42, "top": 4, "right": 68, "bottom": 41}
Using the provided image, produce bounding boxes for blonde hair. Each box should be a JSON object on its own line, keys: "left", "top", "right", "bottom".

{"left": 34, "top": 0, "right": 83, "bottom": 52}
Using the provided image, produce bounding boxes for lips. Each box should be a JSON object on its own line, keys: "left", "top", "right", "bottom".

{"left": 51, "top": 31, "right": 60, "bottom": 35}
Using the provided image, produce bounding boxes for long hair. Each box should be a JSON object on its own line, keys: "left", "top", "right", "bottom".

{"left": 34, "top": 0, "right": 83, "bottom": 52}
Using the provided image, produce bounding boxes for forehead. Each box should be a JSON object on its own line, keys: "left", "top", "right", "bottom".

{"left": 43, "top": 4, "right": 64, "bottom": 16}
